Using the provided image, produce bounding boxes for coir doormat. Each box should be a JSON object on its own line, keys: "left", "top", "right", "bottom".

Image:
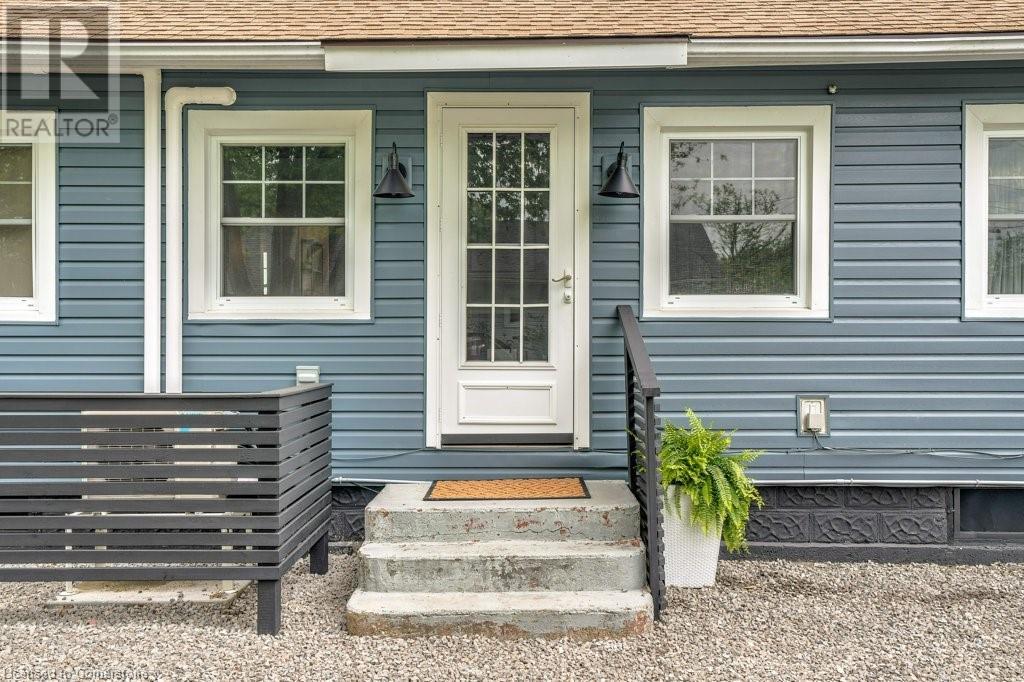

{"left": 424, "top": 477, "right": 590, "bottom": 501}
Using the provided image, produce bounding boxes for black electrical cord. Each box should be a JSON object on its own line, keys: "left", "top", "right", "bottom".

{"left": 328, "top": 438, "right": 1024, "bottom": 463}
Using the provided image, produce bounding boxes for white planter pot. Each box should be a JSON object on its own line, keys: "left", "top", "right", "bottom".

{"left": 662, "top": 486, "right": 721, "bottom": 587}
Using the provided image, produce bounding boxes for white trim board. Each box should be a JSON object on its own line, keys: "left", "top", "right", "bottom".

{"left": 185, "top": 109, "right": 373, "bottom": 321}
{"left": 963, "top": 103, "right": 1024, "bottom": 319}
{"left": 13, "top": 33, "right": 1024, "bottom": 73}
{"left": 326, "top": 39, "right": 687, "bottom": 71}
{"left": 0, "top": 110, "right": 57, "bottom": 324}
{"left": 425, "top": 91, "right": 592, "bottom": 450}
{"left": 688, "top": 34, "right": 1024, "bottom": 67}
{"left": 7, "top": 40, "right": 325, "bottom": 71}
{"left": 642, "top": 105, "right": 832, "bottom": 320}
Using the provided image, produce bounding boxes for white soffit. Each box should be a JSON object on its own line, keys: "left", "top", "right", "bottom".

{"left": 324, "top": 39, "right": 689, "bottom": 71}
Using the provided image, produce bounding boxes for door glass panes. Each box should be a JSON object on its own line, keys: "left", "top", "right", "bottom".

{"left": 0, "top": 145, "right": 33, "bottom": 297}
{"left": 221, "top": 144, "right": 346, "bottom": 297}
{"left": 668, "top": 139, "right": 797, "bottom": 296}
{"left": 465, "top": 132, "right": 551, "bottom": 362}
{"left": 988, "top": 137, "right": 1024, "bottom": 295}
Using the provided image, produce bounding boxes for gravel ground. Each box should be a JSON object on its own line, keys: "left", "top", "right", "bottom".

{"left": 0, "top": 553, "right": 1021, "bottom": 681}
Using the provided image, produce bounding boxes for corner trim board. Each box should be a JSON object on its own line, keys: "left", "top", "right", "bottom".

{"left": 142, "top": 69, "right": 162, "bottom": 393}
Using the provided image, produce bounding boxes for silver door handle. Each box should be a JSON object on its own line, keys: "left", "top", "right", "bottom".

{"left": 552, "top": 271, "right": 573, "bottom": 285}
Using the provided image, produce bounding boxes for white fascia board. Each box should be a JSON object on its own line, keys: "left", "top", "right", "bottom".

{"left": 325, "top": 39, "right": 688, "bottom": 71}
{"left": 6, "top": 40, "right": 325, "bottom": 71}
{"left": 688, "top": 33, "right": 1024, "bottom": 67}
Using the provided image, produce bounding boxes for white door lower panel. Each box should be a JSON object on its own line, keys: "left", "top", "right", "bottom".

{"left": 457, "top": 382, "right": 557, "bottom": 425}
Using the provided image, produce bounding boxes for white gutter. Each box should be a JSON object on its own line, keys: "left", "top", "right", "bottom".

{"left": 688, "top": 33, "right": 1024, "bottom": 68}
{"left": 6, "top": 40, "right": 325, "bottom": 71}
{"left": 324, "top": 38, "right": 688, "bottom": 72}
{"left": 7, "top": 34, "right": 1024, "bottom": 72}
{"left": 163, "top": 86, "right": 236, "bottom": 394}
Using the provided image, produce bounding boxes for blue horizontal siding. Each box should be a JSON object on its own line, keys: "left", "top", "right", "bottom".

{"left": 0, "top": 75, "right": 144, "bottom": 392}
{"left": 162, "top": 63, "right": 1024, "bottom": 482}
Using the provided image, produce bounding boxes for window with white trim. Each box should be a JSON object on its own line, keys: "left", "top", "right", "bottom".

{"left": 0, "top": 111, "right": 56, "bottom": 323}
{"left": 965, "top": 104, "right": 1024, "bottom": 318}
{"left": 642, "top": 106, "right": 832, "bottom": 318}
{"left": 187, "top": 110, "right": 372, "bottom": 320}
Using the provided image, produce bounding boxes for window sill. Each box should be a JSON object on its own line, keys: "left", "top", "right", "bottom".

{"left": 642, "top": 306, "right": 830, "bottom": 320}
{"left": 963, "top": 306, "right": 1024, "bottom": 320}
{"left": 188, "top": 308, "right": 370, "bottom": 322}
{"left": 0, "top": 305, "right": 56, "bottom": 324}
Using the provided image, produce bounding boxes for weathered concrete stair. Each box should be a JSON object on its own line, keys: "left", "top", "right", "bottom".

{"left": 345, "top": 480, "right": 654, "bottom": 638}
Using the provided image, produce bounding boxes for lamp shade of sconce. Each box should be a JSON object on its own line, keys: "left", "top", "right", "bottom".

{"left": 373, "top": 142, "right": 414, "bottom": 198}
{"left": 598, "top": 142, "right": 640, "bottom": 199}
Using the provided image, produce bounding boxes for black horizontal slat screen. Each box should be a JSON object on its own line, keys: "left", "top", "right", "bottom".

{"left": 0, "top": 383, "right": 333, "bottom": 634}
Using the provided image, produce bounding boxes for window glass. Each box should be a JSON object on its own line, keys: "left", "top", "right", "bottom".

{"left": 221, "top": 144, "right": 345, "bottom": 297}
{"left": 989, "top": 137, "right": 1024, "bottom": 295}
{"left": 0, "top": 145, "right": 33, "bottom": 297}
{"left": 463, "top": 131, "right": 551, "bottom": 362}
{"left": 668, "top": 139, "right": 797, "bottom": 296}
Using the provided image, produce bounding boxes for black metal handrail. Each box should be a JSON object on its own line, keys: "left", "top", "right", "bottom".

{"left": 617, "top": 304, "right": 666, "bottom": 620}
{"left": 0, "top": 382, "right": 334, "bottom": 635}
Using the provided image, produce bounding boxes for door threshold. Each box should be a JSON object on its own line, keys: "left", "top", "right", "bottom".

{"left": 440, "top": 443, "right": 577, "bottom": 452}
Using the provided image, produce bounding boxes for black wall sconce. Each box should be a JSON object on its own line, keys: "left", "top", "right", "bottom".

{"left": 373, "top": 142, "right": 414, "bottom": 198}
{"left": 598, "top": 142, "right": 639, "bottom": 199}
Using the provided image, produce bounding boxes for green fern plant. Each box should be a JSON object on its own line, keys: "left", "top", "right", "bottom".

{"left": 657, "top": 409, "right": 763, "bottom": 552}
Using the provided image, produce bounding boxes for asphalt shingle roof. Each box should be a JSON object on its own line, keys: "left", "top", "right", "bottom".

{"left": 3, "top": 0, "right": 1024, "bottom": 42}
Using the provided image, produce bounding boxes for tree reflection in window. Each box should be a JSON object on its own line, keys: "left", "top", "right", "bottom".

{"left": 668, "top": 139, "right": 797, "bottom": 296}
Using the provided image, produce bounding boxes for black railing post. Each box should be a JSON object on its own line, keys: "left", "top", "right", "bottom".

{"left": 625, "top": 352, "right": 638, "bottom": 495}
{"left": 616, "top": 304, "right": 665, "bottom": 620}
{"left": 644, "top": 394, "right": 664, "bottom": 620}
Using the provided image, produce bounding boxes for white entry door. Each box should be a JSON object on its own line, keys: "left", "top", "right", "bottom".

{"left": 438, "top": 105, "right": 579, "bottom": 444}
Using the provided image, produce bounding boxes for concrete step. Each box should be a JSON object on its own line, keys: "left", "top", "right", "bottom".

{"left": 346, "top": 589, "right": 653, "bottom": 638}
{"left": 364, "top": 480, "right": 640, "bottom": 543}
{"left": 358, "top": 539, "right": 646, "bottom": 593}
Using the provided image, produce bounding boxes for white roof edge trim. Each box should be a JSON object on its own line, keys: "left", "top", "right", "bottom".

{"left": 4, "top": 40, "right": 325, "bottom": 71}
{"left": 5, "top": 33, "right": 1024, "bottom": 72}
{"left": 324, "top": 38, "right": 688, "bottom": 72}
{"left": 688, "top": 33, "right": 1024, "bottom": 67}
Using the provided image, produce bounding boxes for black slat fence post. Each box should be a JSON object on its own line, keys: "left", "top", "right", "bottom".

{"left": 0, "top": 383, "right": 334, "bottom": 634}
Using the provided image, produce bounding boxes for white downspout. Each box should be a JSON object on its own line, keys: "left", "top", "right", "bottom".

{"left": 5, "top": 67, "right": 164, "bottom": 393}
{"left": 163, "top": 86, "right": 236, "bottom": 393}
{"left": 140, "top": 69, "right": 162, "bottom": 393}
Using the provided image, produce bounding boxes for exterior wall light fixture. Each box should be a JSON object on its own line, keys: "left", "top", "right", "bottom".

{"left": 598, "top": 142, "right": 640, "bottom": 198}
{"left": 373, "top": 142, "right": 414, "bottom": 198}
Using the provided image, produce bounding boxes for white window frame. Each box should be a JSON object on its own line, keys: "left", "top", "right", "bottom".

{"left": 964, "top": 103, "right": 1024, "bottom": 319}
{"left": 187, "top": 109, "right": 372, "bottom": 320}
{"left": 0, "top": 111, "right": 57, "bottom": 323}
{"left": 642, "top": 105, "right": 831, "bottom": 319}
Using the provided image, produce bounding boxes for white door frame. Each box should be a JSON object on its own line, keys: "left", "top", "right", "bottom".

{"left": 425, "top": 91, "right": 591, "bottom": 449}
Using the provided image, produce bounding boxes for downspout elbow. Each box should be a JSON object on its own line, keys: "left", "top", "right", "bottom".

{"left": 164, "top": 86, "right": 237, "bottom": 111}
